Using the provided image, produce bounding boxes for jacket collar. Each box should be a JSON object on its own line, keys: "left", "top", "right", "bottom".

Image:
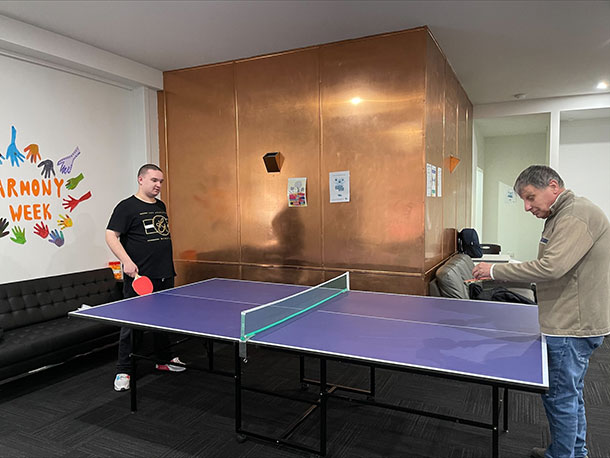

{"left": 548, "top": 189, "right": 573, "bottom": 217}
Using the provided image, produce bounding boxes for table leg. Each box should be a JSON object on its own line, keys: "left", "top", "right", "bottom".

{"left": 320, "top": 358, "right": 327, "bottom": 456}
{"left": 503, "top": 387, "right": 509, "bottom": 432}
{"left": 130, "top": 330, "right": 138, "bottom": 413}
{"left": 492, "top": 385, "right": 499, "bottom": 458}
{"left": 235, "top": 343, "right": 245, "bottom": 442}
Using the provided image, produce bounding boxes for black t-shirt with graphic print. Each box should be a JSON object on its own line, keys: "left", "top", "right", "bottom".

{"left": 107, "top": 196, "right": 175, "bottom": 279}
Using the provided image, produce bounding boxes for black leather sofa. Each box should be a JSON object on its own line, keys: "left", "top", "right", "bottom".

{"left": 0, "top": 268, "right": 122, "bottom": 382}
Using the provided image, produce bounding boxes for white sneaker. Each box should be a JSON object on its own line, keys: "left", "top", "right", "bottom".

{"left": 155, "top": 357, "right": 186, "bottom": 372}
{"left": 114, "top": 373, "right": 130, "bottom": 391}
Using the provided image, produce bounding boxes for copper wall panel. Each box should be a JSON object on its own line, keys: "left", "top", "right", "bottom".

{"left": 162, "top": 27, "right": 472, "bottom": 294}
{"left": 442, "top": 65, "right": 458, "bottom": 256}
{"left": 466, "top": 103, "right": 473, "bottom": 225}
{"left": 241, "top": 265, "right": 325, "bottom": 287}
{"left": 235, "top": 50, "right": 321, "bottom": 268}
{"left": 457, "top": 84, "right": 473, "bottom": 229}
{"left": 174, "top": 260, "right": 240, "bottom": 287}
{"left": 320, "top": 30, "right": 426, "bottom": 273}
{"left": 423, "top": 34, "right": 446, "bottom": 271}
{"left": 324, "top": 269, "right": 426, "bottom": 295}
{"left": 157, "top": 91, "right": 168, "bottom": 200}
{"left": 164, "top": 65, "right": 239, "bottom": 272}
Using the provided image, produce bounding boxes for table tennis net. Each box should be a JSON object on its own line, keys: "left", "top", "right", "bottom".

{"left": 240, "top": 272, "right": 349, "bottom": 342}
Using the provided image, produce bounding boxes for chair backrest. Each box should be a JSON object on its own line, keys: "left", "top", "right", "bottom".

{"left": 434, "top": 253, "right": 475, "bottom": 299}
{"left": 480, "top": 243, "right": 501, "bottom": 254}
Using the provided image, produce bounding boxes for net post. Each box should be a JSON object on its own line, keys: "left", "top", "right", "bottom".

{"left": 239, "top": 339, "right": 248, "bottom": 359}
{"left": 239, "top": 310, "right": 248, "bottom": 359}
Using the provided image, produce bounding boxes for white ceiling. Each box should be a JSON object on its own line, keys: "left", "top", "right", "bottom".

{"left": 0, "top": 0, "right": 608, "bottom": 105}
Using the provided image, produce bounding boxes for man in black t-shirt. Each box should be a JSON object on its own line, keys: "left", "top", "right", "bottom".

{"left": 106, "top": 164, "right": 184, "bottom": 392}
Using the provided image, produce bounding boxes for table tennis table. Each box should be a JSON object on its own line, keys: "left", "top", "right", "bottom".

{"left": 70, "top": 273, "right": 548, "bottom": 457}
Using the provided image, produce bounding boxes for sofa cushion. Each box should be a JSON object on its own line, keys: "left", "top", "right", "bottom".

{"left": 0, "top": 268, "right": 121, "bottom": 331}
{"left": 435, "top": 254, "right": 475, "bottom": 299}
{"left": 0, "top": 317, "right": 116, "bottom": 367}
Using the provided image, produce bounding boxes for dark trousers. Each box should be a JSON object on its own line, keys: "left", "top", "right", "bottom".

{"left": 116, "top": 276, "right": 175, "bottom": 375}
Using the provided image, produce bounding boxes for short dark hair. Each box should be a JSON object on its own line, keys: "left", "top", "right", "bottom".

{"left": 138, "top": 164, "right": 163, "bottom": 177}
{"left": 513, "top": 165, "right": 564, "bottom": 195}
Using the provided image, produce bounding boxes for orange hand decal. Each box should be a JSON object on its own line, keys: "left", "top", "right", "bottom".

{"left": 24, "top": 144, "right": 41, "bottom": 164}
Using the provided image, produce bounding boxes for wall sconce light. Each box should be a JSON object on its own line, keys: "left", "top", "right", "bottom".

{"left": 263, "top": 152, "right": 283, "bottom": 173}
{"left": 449, "top": 155, "right": 460, "bottom": 173}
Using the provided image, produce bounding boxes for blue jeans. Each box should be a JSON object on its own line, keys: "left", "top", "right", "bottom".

{"left": 542, "top": 336, "right": 604, "bottom": 458}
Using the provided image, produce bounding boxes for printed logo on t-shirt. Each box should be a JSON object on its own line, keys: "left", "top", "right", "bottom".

{"left": 540, "top": 237, "right": 549, "bottom": 244}
{"left": 142, "top": 214, "right": 170, "bottom": 237}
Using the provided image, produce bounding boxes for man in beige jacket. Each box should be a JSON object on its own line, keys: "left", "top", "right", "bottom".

{"left": 473, "top": 165, "right": 609, "bottom": 458}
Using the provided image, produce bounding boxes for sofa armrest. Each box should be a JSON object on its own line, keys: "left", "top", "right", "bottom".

{"left": 428, "top": 279, "right": 442, "bottom": 297}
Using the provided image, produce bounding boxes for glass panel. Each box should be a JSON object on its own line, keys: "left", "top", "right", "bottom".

{"left": 240, "top": 273, "right": 349, "bottom": 341}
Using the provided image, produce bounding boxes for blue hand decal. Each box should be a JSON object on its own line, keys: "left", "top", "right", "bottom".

{"left": 49, "top": 229, "right": 65, "bottom": 247}
{"left": 57, "top": 147, "right": 80, "bottom": 174}
{"left": 5, "top": 126, "right": 25, "bottom": 167}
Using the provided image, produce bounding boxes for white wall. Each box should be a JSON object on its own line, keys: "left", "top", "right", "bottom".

{"left": 481, "top": 134, "right": 546, "bottom": 261}
{"left": 0, "top": 55, "right": 157, "bottom": 283}
{"left": 473, "top": 93, "right": 610, "bottom": 261}
{"left": 0, "top": 16, "right": 162, "bottom": 283}
{"left": 559, "top": 117, "right": 610, "bottom": 218}
{"left": 475, "top": 93, "right": 610, "bottom": 170}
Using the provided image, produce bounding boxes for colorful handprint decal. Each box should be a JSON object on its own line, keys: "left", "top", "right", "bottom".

{"left": 57, "top": 214, "right": 73, "bottom": 230}
{"left": 0, "top": 217, "right": 9, "bottom": 238}
{"left": 24, "top": 144, "right": 41, "bottom": 164}
{"left": 1, "top": 123, "right": 92, "bottom": 250}
{"left": 48, "top": 229, "right": 64, "bottom": 247}
{"left": 38, "top": 159, "right": 55, "bottom": 179}
{"left": 62, "top": 191, "right": 92, "bottom": 212}
{"left": 33, "top": 221, "right": 50, "bottom": 238}
{"left": 57, "top": 147, "right": 80, "bottom": 174}
{"left": 5, "top": 126, "right": 25, "bottom": 167}
{"left": 10, "top": 226, "right": 26, "bottom": 244}
{"left": 65, "top": 173, "right": 84, "bottom": 190}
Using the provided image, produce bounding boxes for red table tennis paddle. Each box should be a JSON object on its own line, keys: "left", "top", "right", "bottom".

{"left": 132, "top": 274, "right": 153, "bottom": 295}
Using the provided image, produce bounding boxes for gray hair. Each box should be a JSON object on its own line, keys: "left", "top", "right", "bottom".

{"left": 513, "top": 165, "right": 564, "bottom": 195}
{"left": 138, "top": 163, "right": 162, "bottom": 177}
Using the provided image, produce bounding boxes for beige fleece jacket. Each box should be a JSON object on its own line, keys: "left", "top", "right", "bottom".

{"left": 493, "top": 190, "right": 610, "bottom": 336}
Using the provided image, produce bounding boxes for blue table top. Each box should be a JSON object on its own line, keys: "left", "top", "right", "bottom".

{"left": 71, "top": 278, "right": 547, "bottom": 389}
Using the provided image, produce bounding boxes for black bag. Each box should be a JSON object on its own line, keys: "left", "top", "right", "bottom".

{"left": 469, "top": 283, "right": 536, "bottom": 305}
{"left": 458, "top": 228, "right": 483, "bottom": 258}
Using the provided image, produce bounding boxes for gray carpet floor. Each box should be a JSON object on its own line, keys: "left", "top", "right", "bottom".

{"left": 0, "top": 336, "right": 608, "bottom": 458}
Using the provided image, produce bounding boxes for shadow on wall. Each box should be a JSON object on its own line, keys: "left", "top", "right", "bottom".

{"left": 181, "top": 206, "right": 306, "bottom": 266}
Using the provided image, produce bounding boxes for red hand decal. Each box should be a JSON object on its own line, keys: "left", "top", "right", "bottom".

{"left": 62, "top": 191, "right": 92, "bottom": 212}
{"left": 33, "top": 221, "right": 49, "bottom": 238}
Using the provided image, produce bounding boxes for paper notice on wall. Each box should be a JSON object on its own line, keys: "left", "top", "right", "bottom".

{"left": 427, "top": 164, "right": 437, "bottom": 197}
{"left": 504, "top": 186, "right": 516, "bottom": 204}
{"left": 437, "top": 167, "right": 442, "bottom": 197}
{"left": 329, "top": 171, "right": 350, "bottom": 203}
{"left": 287, "top": 177, "right": 307, "bottom": 207}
